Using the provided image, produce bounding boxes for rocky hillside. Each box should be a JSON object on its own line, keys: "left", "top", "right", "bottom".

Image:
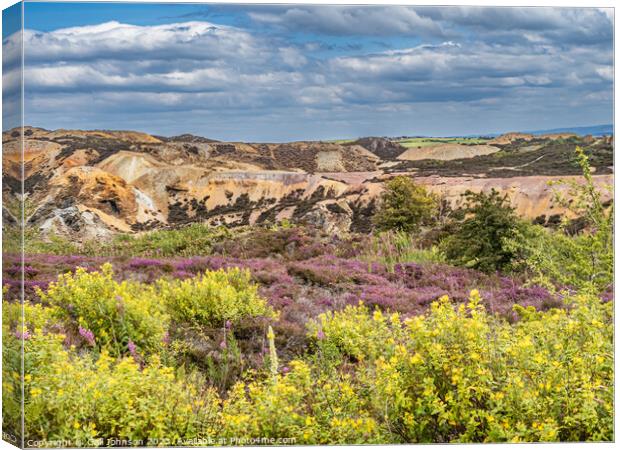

{"left": 2, "top": 127, "right": 613, "bottom": 241}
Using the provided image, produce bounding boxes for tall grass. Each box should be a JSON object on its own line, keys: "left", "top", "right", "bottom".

{"left": 4, "top": 223, "right": 233, "bottom": 257}
{"left": 360, "top": 230, "right": 445, "bottom": 272}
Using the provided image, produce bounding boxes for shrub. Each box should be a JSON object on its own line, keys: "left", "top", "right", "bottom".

{"left": 507, "top": 148, "right": 613, "bottom": 293}
{"left": 373, "top": 176, "right": 438, "bottom": 233}
{"left": 221, "top": 360, "right": 384, "bottom": 444}
{"left": 307, "top": 291, "right": 613, "bottom": 442}
{"left": 38, "top": 264, "right": 168, "bottom": 357}
{"left": 508, "top": 223, "right": 613, "bottom": 294}
{"left": 22, "top": 332, "right": 221, "bottom": 445}
{"left": 99, "top": 224, "right": 232, "bottom": 257}
{"left": 158, "top": 267, "right": 275, "bottom": 328}
{"left": 441, "top": 189, "right": 523, "bottom": 273}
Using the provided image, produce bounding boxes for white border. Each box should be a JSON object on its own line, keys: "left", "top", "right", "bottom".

{"left": 0, "top": 1, "right": 616, "bottom": 450}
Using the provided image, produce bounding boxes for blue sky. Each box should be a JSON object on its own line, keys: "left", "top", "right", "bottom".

{"left": 2, "top": 2, "right": 614, "bottom": 141}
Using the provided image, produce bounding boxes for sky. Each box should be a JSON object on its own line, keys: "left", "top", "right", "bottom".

{"left": 1, "top": 2, "right": 614, "bottom": 141}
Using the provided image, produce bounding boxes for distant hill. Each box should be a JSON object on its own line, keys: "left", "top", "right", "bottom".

{"left": 398, "top": 124, "right": 612, "bottom": 140}
{"left": 522, "top": 124, "right": 612, "bottom": 137}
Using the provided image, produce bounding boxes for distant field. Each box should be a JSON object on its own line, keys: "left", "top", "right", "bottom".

{"left": 397, "top": 137, "right": 491, "bottom": 148}
{"left": 328, "top": 138, "right": 356, "bottom": 144}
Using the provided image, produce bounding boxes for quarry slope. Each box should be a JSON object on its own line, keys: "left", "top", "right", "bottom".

{"left": 2, "top": 127, "right": 613, "bottom": 240}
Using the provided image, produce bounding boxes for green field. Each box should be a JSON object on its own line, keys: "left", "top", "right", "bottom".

{"left": 397, "top": 137, "right": 491, "bottom": 148}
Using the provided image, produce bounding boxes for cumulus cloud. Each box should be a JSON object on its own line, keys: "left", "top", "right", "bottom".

{"left": 1, "top": 5, "right": 613, "bottom": 139}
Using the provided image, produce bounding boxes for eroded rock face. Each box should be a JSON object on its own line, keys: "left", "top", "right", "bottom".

{"left": 2, "top": 126, "right": 614, "bottom": 241}
{"left": 299, "top": 200, "right": 354, "bottom": 235}
{"left": 34, "top": 206, "right": 115, "bottom": 241}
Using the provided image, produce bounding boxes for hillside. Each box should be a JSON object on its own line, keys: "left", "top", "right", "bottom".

{"left": 2, "top": 127, "right": 614, "bottom": 241}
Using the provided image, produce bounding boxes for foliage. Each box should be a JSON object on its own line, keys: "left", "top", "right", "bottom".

{"left": 507, "top": 148, "right": 613, "bottom": 293}
{"left": 38, "top": 264, "right": 169, "bottom": 357}
{"left": 7, "top": 223, "right": 233, "bottom": 257}
{"left": 221, "top": 360, "right": 383, "bottom": 444}
{"left": 360, "top": 230, "right": 445, "bottom": 272}
{"left": 440, "top": 189, "right": 523, "bottom": 273}
{"left": 22, "top": 333, "right": 221, "bottom": 445}
{"left": 158, "top": 267, "right": 275, "bottom": 328}
{"left": 373, "top": 176, "right": 439, "bottom": 233}
{"left": 4, "top": 283, "right": 612, "bottom": 444}
{"left": 97, "top": 224, "right": 232, "bottom": 257}
{"left": 306, "top": 291, "right": 613, "bottom": 442}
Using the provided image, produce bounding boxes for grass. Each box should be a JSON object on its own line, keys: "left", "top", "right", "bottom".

{"left": 327, "top": 138, "right": 356, "bottom": 144}
{"left": 359, "top": 230, "right": 446, "bottom": 273}
{"left": 397, "top": 137, "right": 491, "bottom": 148}
{"left": 2, "top": 223, "right": 234, "bottom": 257}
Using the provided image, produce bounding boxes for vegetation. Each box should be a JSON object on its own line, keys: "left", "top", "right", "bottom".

{"left": 394, "top": 135, "right": 613, "bottom": 178}
{"left": 396, "top": 137, "right": 490, "bottom": 148}
{"left": 440, "top": 189, "right": 523, "bottom": 273}
{"left": 3, "top": 284, "right": 612, "bottom": 444}
{"left": 373, "top": 176, "right": 439, "bottom": 233}
{"left": 2, "top": 145, "right": 614, "bottom": 444}
{"left": 158, "top": 267, "right": 275, "bottom": 327}
{"left": 508, "top": 147, "right": 613, "bottom": 293}
{"left": 360, "top": 230, "right": 446, "bottom": 272}
{"left": 3, "top": 223, "right": 233, "bottom": 257}
{"left": 39, "top": 264, "right": 169, "bottom": 357}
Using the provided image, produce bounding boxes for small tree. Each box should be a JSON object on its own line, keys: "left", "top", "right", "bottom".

{"left": 507, "top": 147, "right": 613, "bottom": 293}
{"left": 373, "top": 176, "right": 438, "bottom": 233}
{"left": 441, "top": 189, "right": 522, "bottom": 273}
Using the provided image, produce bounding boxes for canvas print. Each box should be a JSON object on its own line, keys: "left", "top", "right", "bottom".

{"left": 1, "top": 1, "right": 614, "bottom": 447}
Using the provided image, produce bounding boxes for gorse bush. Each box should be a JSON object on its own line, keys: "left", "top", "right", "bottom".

{"left": 38, "top": 264, "right": 168, "bottom": 357}
{"left": 374, "top": 176, "right": 439, "bottom": 233}
{"left": 222, "top": 360, "right": 382, "bottom": 444}
{"left": 158, "top": 267, "right": 275, "bottom": 328}
{"left": 23, "top": 333, "right": 221, "bottom": 444}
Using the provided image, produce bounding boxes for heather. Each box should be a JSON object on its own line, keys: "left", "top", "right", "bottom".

{"left": 3, "top": 246, "right": 566, "bottom": 360}
{"left": 2, "top": 220, "right": 613, "bottom": 444}
{"left": 3, "top": 283, "right": 613, "bottom": 444}
{"left": 1, "top": 149, "right": 613, "bottom": 444}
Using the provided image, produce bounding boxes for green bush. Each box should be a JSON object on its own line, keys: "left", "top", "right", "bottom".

{"left": 93, "top": 223, "right": 232, "bottom": 257}
{"left": 8, "top": 223, "right": 233, "bottom": 257}
{"left": 158, "top": 267, "right": 275, "bottom": 328}
{"left": 507, "top": 148, "right": 613, "bottom": 293}
{"left": 440, "top": 189, "right": 523, "bottom": 273}
{"left": 373, "top": 176, "right": 439, "bottom": 233}
{"left": 38, "top": 264, "right": 169, "bottom": 357}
